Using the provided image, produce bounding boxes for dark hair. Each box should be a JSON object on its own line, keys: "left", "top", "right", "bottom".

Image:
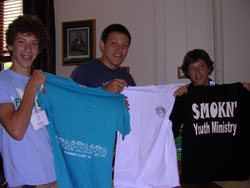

{"left": 6, "top": 15, "right": 48, "bottom": 54}
{"left": 181, "top": 49, "right": 214, "bottom": 78}
{"left": 101, "top": 24, "right": 131, "bottom": 45}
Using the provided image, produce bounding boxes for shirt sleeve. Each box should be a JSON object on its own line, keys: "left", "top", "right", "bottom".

{"left": 115, "top": 94, "right": 131, "bottom": 140}
{"left": 71, "top": 66, "right": 88, "bottom": 85}
{"left": 0, "top": 79, "right": 12, "bottom": 104}
{"left": 169, "top": 96, "right": 184, "bottom": 138}
{"left": 128, "top": 74, "right": 136, "bottom": 86}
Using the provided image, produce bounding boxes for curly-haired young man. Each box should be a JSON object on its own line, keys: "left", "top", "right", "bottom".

{"left": 0, "top": 15, "right": 57, "bottom": 188}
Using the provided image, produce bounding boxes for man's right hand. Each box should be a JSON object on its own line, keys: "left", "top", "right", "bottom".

{"left": 242, "top": 82, "right": 250, "bottom": 91}
{"left": 174, "top": 85, "right": 188, "bottom": 97}
{"left": 103, "top": 78, "right": 128, "bottom": 94}
{"left": 28, "top": 69, "right": 46, "bottom": 90}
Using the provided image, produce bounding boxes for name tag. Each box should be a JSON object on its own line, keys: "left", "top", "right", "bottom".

{"left": 31, "top": 110, "right": 49, "bottom": 130}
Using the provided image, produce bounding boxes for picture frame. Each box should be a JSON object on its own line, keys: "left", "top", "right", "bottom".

{"left": 62, "top": 19, "right": 96, "bottom": 66}
{"left": 178, "top": 66, "right": 186, "bottom": 79}
{"left": 120, "top": 66, "right": 130, "bottom": 73}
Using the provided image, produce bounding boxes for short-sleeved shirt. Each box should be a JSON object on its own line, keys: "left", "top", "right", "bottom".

{"left": 114, "top": 84, "right": 184, "bottom": 188}
{"left": 0, "top": 69, "right": 56, "bottom": 187}
{"left": 38, "top": 73, "right": 130, "bottom": 188}
{"left": 170, "top": 83, "right": 250, "bottom": 183}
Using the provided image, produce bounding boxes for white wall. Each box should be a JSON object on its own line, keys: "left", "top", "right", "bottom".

{"left": 164, "top": 0, "right": 214, "bottom": 84}
{"left": 222, "top": 0, "right": 250, "bottom": 83}
{"left": 54, "top": 0, "right": 250, "bottom": 85}
{"left": 54, "top": 0, "right": 156, "bottom": 86}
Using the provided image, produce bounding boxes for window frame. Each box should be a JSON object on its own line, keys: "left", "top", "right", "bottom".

{"left": 0, "top": 0, "right": 23, "bottom": 70}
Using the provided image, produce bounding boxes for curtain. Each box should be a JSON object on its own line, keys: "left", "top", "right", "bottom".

{"left": 23, "top": 0, "right": 56, "bottom": 74}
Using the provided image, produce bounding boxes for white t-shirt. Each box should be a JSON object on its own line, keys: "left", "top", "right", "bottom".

{"left": 114, "top": 84, "right": 184, "bottom": 188}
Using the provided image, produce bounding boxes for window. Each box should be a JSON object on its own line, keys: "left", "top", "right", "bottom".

{"left": 0, "top": 0, "right": 23, "bottom": 70}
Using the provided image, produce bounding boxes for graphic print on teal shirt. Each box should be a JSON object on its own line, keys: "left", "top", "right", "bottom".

{"left": 37, "top": 73, "right": 130, "bottom": 188}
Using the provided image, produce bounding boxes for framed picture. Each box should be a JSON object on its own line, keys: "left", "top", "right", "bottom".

{"left": 178, "top": 66, "right": 186, "bottom": 79}
{"left": 62, "top": 19, "right": 96, "bottom": 66}
{"left": 120, "top": 66, "right": 130, "bottom": 73}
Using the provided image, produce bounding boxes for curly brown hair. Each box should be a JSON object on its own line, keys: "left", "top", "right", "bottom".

{"left": 6, "top": 15, "right": 48, "bottom": 55}
{"left": 181, "top": 49, "right": 214, "bottom": 78}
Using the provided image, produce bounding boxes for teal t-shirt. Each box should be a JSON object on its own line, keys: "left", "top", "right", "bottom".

{"left": 37, "top": 73, "right": 130, "bottom": 188}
